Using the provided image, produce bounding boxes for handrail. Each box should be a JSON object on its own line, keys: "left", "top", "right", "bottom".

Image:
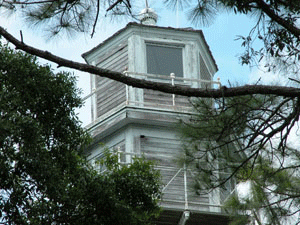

{"left": 83, "top": 72, "right": 222, "bottom": 102}
{"left": 90, "top": 147, "right": 232, "bottom": 213}
{"left": 80, "top": 72, "right": 221, "bottom": 126}
{"left": 124, "top": 71, "right": 222, "bottom": 86}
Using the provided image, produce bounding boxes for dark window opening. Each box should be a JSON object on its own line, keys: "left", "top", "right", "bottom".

{"left": 146, "top": 44, "right": 183, "bottom": 78}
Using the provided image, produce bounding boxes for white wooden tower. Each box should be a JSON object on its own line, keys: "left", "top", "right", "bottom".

{"left": 82, "top": 4, "right": 231, "bottom": 225}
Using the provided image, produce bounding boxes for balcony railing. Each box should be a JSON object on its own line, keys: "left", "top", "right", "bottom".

{"left": 79, "top": 72, "right": 221, "bottom": 127}
{"left": 89, "top": 148, "right": 234, "bottom": 214}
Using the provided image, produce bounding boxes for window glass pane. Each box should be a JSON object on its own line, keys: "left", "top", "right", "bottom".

{"left": 146, "top": 44, "right": 183, "bottom": 77}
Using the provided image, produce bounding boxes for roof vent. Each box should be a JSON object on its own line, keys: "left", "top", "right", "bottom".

{"left": 139, "top": 0, "right": 157, "bottom": 25}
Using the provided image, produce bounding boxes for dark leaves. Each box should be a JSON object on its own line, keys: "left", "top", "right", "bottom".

{"left": 0, "top": 42, "right": 161, "bottom": 224}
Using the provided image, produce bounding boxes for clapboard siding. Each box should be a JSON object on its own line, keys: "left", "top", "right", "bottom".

{"left": 200, "top": 54, "right": 212, "bottom": 88}
{"left": 96, "top": 94, "right": 125, "bottom": 117}
{"left": 96, "top": 81, "right": 125, "bottom": 102}
{"left": 96, "top": 46, "right": 128, "bottom": 70}
{"left": 95, "top": 42, "right": 127, "bottom": 66}
{"left": 95, "top": 44, "right": 128, "bottom": 117}
{"left": 144, "top": 89, "right": 191, "bottom": 108}
{"left": 99, "top": 51, "right": 128, "bottom": 72}
{"left": 140, "top": 136, "right": 210, "bottom": 211}
{"left": 141, "top": 137, "right": 181, "bottom": 155}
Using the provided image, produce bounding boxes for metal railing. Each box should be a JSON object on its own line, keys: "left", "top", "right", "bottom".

{"left": 80, "top": 72, "right": 221, "bottom": 127}
{"left": 90, "top": 150, "right": 229, "bottom": 214}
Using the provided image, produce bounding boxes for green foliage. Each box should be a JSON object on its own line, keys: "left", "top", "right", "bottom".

{"left": 1, "top": 0, "right": 135, "bottom": 37}
{"left": 0, "top": 41, "right": 161, "bottom": 224}
{"left": 101, "top": 152, "right": 162, "bottom": 223}
{"left": 24, "top": 0, "right": 96, "bottom": 37}
{"left": 224, "top": 155, "right": 300, "bottom": 225}
{"left": 180, "top": 94, "right": 300, "bottom": 224}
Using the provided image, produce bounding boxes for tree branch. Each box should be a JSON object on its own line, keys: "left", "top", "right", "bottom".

{"left": 255, "top": 0, "right": 300, "bottom": 38}
{"left": 3, "top": 0, "right": 55, "bottom": 5}
{"left": 106, "top": 0, "right": 123, "bottom": 12}
{"left": 91, "top": 0, "right": 100, "bottom": 38}
{"left": 1, "top": 26, "right": 300, "bottom": 98}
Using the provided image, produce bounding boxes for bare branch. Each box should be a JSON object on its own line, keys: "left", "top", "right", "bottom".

{"left": 3, "top": 0, "right": 55, "bottom": 5}
{"left": 91, "top": 0, "right": 100, "bottom": 38}
{"left": 106, "top": 0, "right": 123, "bottom": 12}
{"left": 1, "top": 26, "right": 300, "bottom": 98}
{"left": 255, "top": 0, "right": 300, "bottom": 38}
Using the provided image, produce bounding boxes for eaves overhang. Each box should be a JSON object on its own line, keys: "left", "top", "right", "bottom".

{"left": 85, "top": 105, "right": 193, "bottom": 148}
{"left": 81, "top": 22, "right": 218, "bottom": 72}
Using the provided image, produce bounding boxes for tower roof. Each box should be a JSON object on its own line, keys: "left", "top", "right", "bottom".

{"left": 82, "top": 22, "right": 218, "bottom": 72}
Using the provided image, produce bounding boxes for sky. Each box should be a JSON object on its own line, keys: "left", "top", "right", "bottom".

{"left": 0, "top": 1, "right": 279, "bottom": 126}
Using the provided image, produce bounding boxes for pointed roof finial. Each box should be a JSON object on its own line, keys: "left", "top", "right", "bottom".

{"left": 145, "top": 0, "right": 149, "bottom": 9}
{"left": 139, "top": 0, "right": 157, "bottom": 25}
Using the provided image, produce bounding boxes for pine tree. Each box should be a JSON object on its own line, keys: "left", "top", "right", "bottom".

{"left": 180, "top": 94, "right": 300, "bottom": 224}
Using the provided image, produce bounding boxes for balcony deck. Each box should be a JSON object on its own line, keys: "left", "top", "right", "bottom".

{"left": 81, "top": 72, "right": 221, "bottom": 128}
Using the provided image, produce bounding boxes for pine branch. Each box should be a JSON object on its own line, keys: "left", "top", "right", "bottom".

{"left": 3, "top": 0, "right": 55, "bottom": 5}
{"left": 106, "top": 0, "right": 123, "bottom": 12}
{"left": 255, "top": 0, "right": 300, "bottom": 39}
{"left": 91, "top": 0, "right": 100, "bottom": 38}
{"left": 1, "top": 26, "right": 300, "bottom": 98}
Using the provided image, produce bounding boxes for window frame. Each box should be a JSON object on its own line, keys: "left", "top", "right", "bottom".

{"left": 145, "top": 41, "right": 185, "bottom": 80}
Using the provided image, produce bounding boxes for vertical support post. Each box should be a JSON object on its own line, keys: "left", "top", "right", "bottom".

{"left": 217, "top": 77, "right": 221, "bottom": 89}
{"left": 117, "top": 146, "right": 122, "bottom": 166}
{"left": 90, "top": 61, "right": 97, "bottom": 123}
{"left": 214, "top": 77, "right": 221, "bottom": 109}
{"left": 124, "top": 70, "right": 129, "bottom": 105}
{"left": 198, "top": 77, "right": 202, "bottom": 89}
{"left": 184, "top": 162, "right": 188, "bottom": 210}
{"left": 91, "top": 88, "right": 96, "bottom": 122}
{"left": 209, "top": 158, "right": 221, "bottom": 213}
{"left": 170, "top": 73, "right": 175, "bottom": 106}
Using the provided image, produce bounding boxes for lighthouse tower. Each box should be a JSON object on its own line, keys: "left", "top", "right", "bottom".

{"left": 82, "top": 4, "right": 231, "bottom": 225}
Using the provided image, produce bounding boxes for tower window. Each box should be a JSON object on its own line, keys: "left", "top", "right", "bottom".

{"left": 146, "top": 44, "right": 183, "bottom": 77}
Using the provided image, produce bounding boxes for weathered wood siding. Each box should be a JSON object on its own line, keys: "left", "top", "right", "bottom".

{"left": 140, "top": 135, "right": 210, "bottom": 211}
{"left": 95, "top": 43, "right": 128, "bottom": 118}
{"left": 144, "top": 84, "right": 191, "bottom": 109}
{"left": 200, "top": 54, "right": 212, "bottom": 88}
